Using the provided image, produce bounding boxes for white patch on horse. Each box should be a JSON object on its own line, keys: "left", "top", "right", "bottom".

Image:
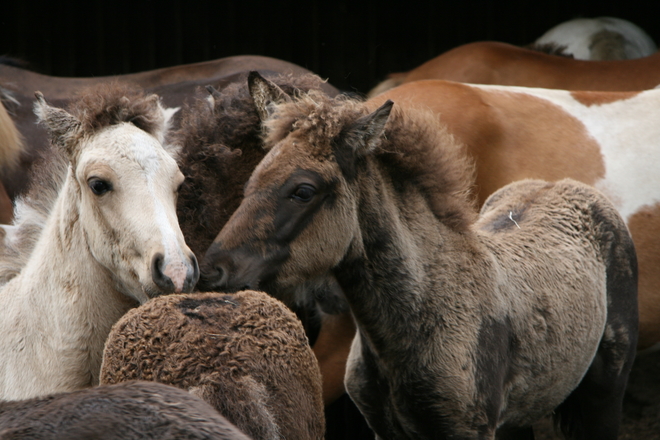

{"left": 477, "top": 84, "right": 660, "bottom": 221}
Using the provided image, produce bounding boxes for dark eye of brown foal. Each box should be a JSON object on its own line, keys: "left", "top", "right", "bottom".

{"left": 88, "top": 179, "right": 112, "bottom": 196}
{"left": 291, "top": 184, "right": 316, "bottom": 203}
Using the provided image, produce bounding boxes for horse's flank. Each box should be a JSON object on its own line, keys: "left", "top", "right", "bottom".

{"left": 368, "top": 41, "right": 660, "bottom": 97}
{"left": 0, "top": 55, "right": 324, "bottom": 100}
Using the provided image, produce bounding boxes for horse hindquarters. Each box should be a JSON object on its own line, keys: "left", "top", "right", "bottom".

{"left": 553, "top": 201, "right": 639, "bottom": 440}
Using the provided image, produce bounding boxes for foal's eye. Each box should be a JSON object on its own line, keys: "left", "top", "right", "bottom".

{"left": 291, "top": 184, "right": 316, "bottom": 203}
{"left": 88, "top": 179, "right": 112, "bottom": 196}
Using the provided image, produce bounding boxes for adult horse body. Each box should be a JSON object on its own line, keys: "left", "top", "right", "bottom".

{"left": 200, "top": 81, "right": 638, "bottom": 439}
{"left": 0, "top": 55, "right": 318, "bottom": 100}
{"left": 533, "top": 17, "right": 657, "bottom": 60}
{"left": 1, "top": 57, "right": 337, "bottom": 201}
{"left": 0, "top": 86, "right": 198, "bottom": 400}
{"left": 368, "top": 41, "right": 660, "bottom": 97}
{"left": 368, "top": 80, "right": 660, "bottom": 349}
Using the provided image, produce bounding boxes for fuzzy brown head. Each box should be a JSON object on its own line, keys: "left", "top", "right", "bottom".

{"left": 200, "top": 73, "right": 474, "bottom": 305}
{"left": 198, "top": 73, "right": 391, "bottom": 302}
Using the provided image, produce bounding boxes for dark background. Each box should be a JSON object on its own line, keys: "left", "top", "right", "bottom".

{"left": 0, "top": 1, "right": 656, "bottom": 94}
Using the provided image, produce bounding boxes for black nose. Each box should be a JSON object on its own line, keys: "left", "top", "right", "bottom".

{"left": 152, "top": 252, "right": 175, "bottom": 293}
{"left": 198, "top": 260, "right": 229, "bottom": 292}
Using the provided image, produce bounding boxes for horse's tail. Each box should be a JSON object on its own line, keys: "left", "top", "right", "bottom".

{"left": 0, "top": 147, "right": 67, "bottom": 286}
{"left": 366, "top": 73, "right": 406, "bottom": 98}
{"left": 0, "top": 88, "right": 24, "bottom": 176}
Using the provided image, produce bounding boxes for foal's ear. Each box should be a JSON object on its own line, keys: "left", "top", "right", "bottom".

{"left": 248, "top": 71, "right": 292, "bottom": 121}
{"left": 205, "top": 85, "right": 223, "bottom": 111}
{"left": 33, "top": 91, "right": 82, "bottom": 158}
{"left": 147, "top": 96, "right": 181, "bottom": 157}
{"left": 347, "top": 100, "right": 394, "bottom": 156}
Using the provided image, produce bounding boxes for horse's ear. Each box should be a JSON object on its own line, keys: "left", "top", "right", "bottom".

{"left": 148, "top": 96, "right": 180, "bottom": 157}
{"left": 205, "top": 85, "right": 222, "bottom": 110}
{"left": 248, "top": 71, "right": 292, "bottom": 121}
{"left": 33, "top": 91, "right": 82, "bottom": 158}
{"left": 346, "top": 100, "right": 394, "bottom": 156}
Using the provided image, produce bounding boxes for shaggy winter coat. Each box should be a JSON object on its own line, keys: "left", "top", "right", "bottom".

{"left": 100, "top": 290, "right": 324, "bottom": 440}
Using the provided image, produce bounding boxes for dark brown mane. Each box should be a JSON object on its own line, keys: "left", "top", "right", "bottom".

{"left": 67, "top": 83, "right": 164, "bottom": 137}
{"left": 171, "top": 73, "right": 330, "bottom": 258}
{"left": 526, "top": 42, "right": 575, "bottom": 58}
{"left": 265, "top": 91, "right": 477, "bottom": 231}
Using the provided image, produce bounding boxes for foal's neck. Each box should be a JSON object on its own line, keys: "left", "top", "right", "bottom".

{"left": 15, "top": 178, "right": 134, "bottom": 364}
{"left": 335, "top": 162, "right": 481, "bottom": 351}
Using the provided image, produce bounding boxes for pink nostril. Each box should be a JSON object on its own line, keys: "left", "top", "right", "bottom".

{"left": 152, "top": 252, "right": 199, "bottom": 294}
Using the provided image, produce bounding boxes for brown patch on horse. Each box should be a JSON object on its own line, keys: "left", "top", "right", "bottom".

{"left": 627, "top": 202, "right": 660, "bottom": 348}
{"left": 570, "top": 90, "right": 641, "bottom": 106}
{"left": 368, "top": 81, "right": 607, "bottom": 207}
{"left": 590, "top": 29, "right": 628, "bottom": 60}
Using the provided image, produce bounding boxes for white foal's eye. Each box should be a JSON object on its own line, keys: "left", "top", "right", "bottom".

{"left": 88, "top": 178, "right": 113, "bottom": 196}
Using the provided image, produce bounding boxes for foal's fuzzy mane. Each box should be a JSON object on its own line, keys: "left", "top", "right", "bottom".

{"left": 170, "top": 73, "right": 330, "bottom": 257}
{"left": 264, "top": 91, "right": 477, "bottom": 231}
{"left": 67, "top": 83, "right": 166, "bottom": 138}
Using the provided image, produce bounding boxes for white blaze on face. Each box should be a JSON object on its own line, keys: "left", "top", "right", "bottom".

{"left": 478, "top": 85, "right": 660, "bottom": 221}
{"left": 129, "top": 130, "right": 190, "bottom": 292}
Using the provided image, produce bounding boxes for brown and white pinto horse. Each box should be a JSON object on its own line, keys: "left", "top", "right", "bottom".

{"left": 200, "top": 78, "right": 638, "bottom": 439}
{"left": 368, "top": 41, "right": 660, "bottom": 97}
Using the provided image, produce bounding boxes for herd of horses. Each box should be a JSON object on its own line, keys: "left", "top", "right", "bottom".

{"left": 0, "top": 15, "right": 658, "bottom": 440}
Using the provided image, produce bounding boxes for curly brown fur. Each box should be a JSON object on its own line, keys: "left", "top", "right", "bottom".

{"left": 66, "top": 83, "right": 166, "bottom": 139}
{"left": 263, "top": 90, "right": 476, "bottom": 231}
{"left": 0, "top": 380, "right": 251, "bottom": 439}
{"left": 100, "top": 290, "right": 325, "bottom": 440}
{"left": 171, "top": 73, "right": 335, "bottom": 259}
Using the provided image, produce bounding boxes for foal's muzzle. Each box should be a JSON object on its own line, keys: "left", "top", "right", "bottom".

{"left": 151, "top": 252, "right": 200, "bottom": 294}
